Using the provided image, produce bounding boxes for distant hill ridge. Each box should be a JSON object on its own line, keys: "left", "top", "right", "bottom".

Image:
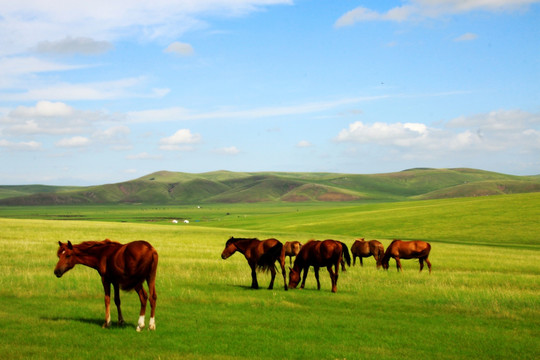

{"left": 1, "top": 168, "right": 539, "bottom": 205}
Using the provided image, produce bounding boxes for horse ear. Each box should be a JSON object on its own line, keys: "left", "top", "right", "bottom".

{"left": 58, "top": 241, "right": 62, "bottom": 247}
{"left": 67, "top": 241, "right": 73, "bottom": 250}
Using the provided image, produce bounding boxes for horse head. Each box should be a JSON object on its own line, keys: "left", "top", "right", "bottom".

{"left": 288, "top": 267, "right": 300, "bottom": 289}
{"left": 54, "top": 241, "right": 76, "bottom": 277}
{"left": 221, "top": 237, "right": 238, "bottom": 259}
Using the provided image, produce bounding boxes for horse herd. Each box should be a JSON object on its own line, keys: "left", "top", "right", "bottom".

{"left": 54, "top": 237, "right": 431, "bottom": 331}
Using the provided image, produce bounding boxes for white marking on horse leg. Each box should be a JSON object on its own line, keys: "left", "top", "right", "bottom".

{"left": 149, "top": 317, "right": 156, "bottom": 331}
{"left": 136, "top": 315, "right": 145, "bottom": 332}
{"left": 104, "top": 314, "right": 111, "bottom": 328}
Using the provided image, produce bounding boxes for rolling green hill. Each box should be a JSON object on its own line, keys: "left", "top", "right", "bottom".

{"left": 0, "top": 168, "right": 539, "bottom": 205}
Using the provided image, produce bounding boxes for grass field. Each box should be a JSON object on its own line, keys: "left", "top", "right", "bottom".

{"left": 0, "top": 193, "right": 538, "bottom": 359}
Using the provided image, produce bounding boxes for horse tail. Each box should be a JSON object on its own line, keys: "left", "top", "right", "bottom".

{"left": 376, "top": 246, "right": 384, "bottom": 267}
{"left": 340, "top": 242, "right": 351, "bottom": 267}
{"left": 258, "top": 242, "right": 283, "bottom": 272}
{"left": 421, "top": 242, "right": 431, "bottom": 258}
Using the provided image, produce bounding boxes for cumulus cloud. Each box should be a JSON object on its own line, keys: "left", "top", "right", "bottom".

{"left": 335, "top": 109, "right": 540, "bottom": 159}
{"left": 214, "top": 146, "right": 240, "bottom": 155}
{"left": 56, "top": 136, "right": 91, "bottom": 148}
{"left": 35, "top": 36, "right": 113, "bottom": 55}
{"left": 164, "top": 41, "right": 194, "bottom": 56}
{"left": 0, "top": 101, "right": 111, "bottom": 135}
{"left": 159, "top": 129, "right": 202, "bottom": 150}
{"left": 335, "top": 0, "right": 540, "bottom": 26}
{"left": 0, "top": 101, "right": 134, "bottom": 152}
{"left": 296, "top": 140, "right": 312, "bottom": 148}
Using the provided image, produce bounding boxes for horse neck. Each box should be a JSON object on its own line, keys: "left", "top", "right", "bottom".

{"left": 381, "top": 247, "right": 392, "bottom": 264}
{"left": 292, "top": 253, "right": 304, "bottom": 270}
{"left": 231, "top": 239, "right": 253, "bottom": 255}
{"left": 73, "top": 242, "right": 116, "bottom": 270}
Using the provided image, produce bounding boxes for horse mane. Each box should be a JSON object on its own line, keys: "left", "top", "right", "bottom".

{"left": 74, "top": 239, "right": 122, "bottom": 253}
{"left": 226, "top": 237, "right": 259, "bottom": 246}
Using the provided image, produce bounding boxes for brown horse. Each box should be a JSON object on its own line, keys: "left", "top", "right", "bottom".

{"left": 381, "top": 239, "right": 431, "bottom": 273}
{"left": 54, "top": 239, "right": 158, "bottom": 331}
{"left": 351, "top": 238, "right": 385, "bottom": 268}
{"left": 221, "top": 237, "right": 288, "bottom": 290}
{"left": 283, "top": 241, "right": 302, "bottom": 265}
{"left": 288, "top": 240, "right": 351, "bottom": 293}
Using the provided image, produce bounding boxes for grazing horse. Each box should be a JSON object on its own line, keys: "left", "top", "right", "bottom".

{"left": 288, "top": 240, "right": 351, "bottom": 293}
{"left": 351, "top": 238, "right": 385, "bottom": 268}
{"left": 283, "top": 241, "right": 302, "bottom": 265}
{"left": 54, "top": 239, "right": 158, "bottom": 331}
{"left": 221, "top": 237, "right": 288, "bottom": 290}
{"left": 381, "top": 239, "right": 432, "bottom": 273}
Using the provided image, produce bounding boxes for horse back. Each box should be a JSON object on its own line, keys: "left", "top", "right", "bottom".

{"left": 351, "top": 239, "right": 369, "bottom": 256}
{"left": 298, "top": 240, "right": 342, "bottom": 266}
{"left": 110, "top": 241, "right": 158, "bottom": 290}
{"left": 392, "top": 240, "right": 430, "bottom": 259}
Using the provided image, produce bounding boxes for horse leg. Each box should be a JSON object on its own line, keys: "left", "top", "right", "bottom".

{"left": 101, "top": 278, "right": 112, "bottom": 328}
{"left": 353, "top": 254, "right": 357, "bottom": 266}
{"left": 279, "top": 256, "right": 288, "bottom": 291}
{"left": 113, "top": 283, "right": 125, "bottom": 326}
{"left": 425, "top": 258, "right": 432, "bottom": 274}
{"left": 250, "top": 265, "right": 259, "bottom": 289}
{"left": 135, "top": 284, "right": 148, "bottom": 332}
{"left": 419, "top": 258, "right": 424, "bottom": 272}
{"left": 395, "top": 257, "right": 402, "bottom": 272}
{"left": 147, "top": 278, "right": 157, "bottom": 330}
{"left": 300, "top": 266, "right": 309, "bottom": 289}
{"left": 268, "top": 265, "right": 276, "bottom": 290}
{"left": 332, "top": 260, "right": 340, "bottom": 293}
{"left": 314, "top": 267, "right": 320, "bottom": 290}
{"left": 360, "top": 257, "right": 363, "bottom": 266}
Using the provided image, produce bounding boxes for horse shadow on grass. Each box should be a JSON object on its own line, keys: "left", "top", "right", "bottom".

{"left": 41, "top": 316, "right": 136, "bottom": 330}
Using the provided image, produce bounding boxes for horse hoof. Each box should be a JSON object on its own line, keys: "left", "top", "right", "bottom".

{"left": 136, "top": 325, "right": 144, "bottom": 332}
{"left": 149, "top": 324, "right": 156, "bottom": 331}
{"left": 102, "top": 322, "right": 111, "bottom": 329}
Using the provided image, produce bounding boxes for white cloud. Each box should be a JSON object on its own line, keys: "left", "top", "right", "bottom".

{"left": 35, "top": 36, "right": 113, "bottom": 55}
{"left": 0, "top": 139, "right": 41, "bottom": 151}
{"left": 296, "top": 140, "right": 312, "bottom": 148}
{"left": 1, "top": 77, "right": 168, "bottom": 102}
{"left": 126, "top": 152, "right": 163, "bottom": 160}
{"left": 214, "top": 146, "right": 240, "bottom": 155}
{"left": 128, "top": 96, "right": 388, "bottom": 123}
{"left": 335, "top": 0, "right": 540, "bottom": 26}
{"left": 0, "top": 0, "right": 293, "bottom": 56}
{"left": 0, "top": 101, "right": 113, "bottom": 135}
{"left": 159, "top": 129, "right": 202, "bottom": 150}
{"left": 56, "top": 136, "right": 91, "bottom": 148}
{"left": 164, "top": 41, "right": 194, "bottom": 56}
{"left": 336, "top": 121, "right": 429, "bottom": 146}
{"left": 335, "top": 109, "right": 540, "bottom": 158}
{"left": 454, "top": 32, "right": 478, "bottom": 42}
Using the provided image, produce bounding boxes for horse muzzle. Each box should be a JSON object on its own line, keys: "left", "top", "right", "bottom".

{"left": 54, "top": 267, "right": 65, "bottom": 278}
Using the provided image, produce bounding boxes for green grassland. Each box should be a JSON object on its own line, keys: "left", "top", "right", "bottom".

{"left": 0, "top": 193, "right": 538, "bottom": 359}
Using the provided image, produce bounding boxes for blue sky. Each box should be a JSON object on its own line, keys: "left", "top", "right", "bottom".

{"left": 0, "top": 0, "right": 539, "bottom": 185}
